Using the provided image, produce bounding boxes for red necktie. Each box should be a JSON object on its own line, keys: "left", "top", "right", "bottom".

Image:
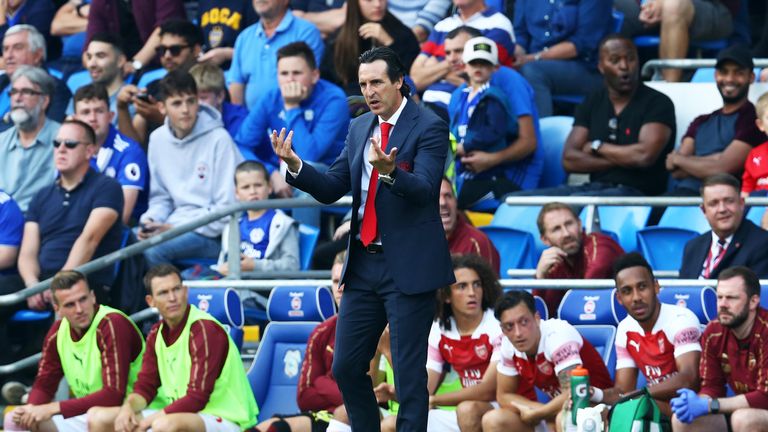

{"left": 360, "top": 122, "right": 392, "bottom": 246}
{"left": 703, "top": 239, "right": 727, "bottom": 279}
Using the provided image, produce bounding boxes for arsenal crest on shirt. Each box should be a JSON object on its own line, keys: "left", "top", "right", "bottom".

{"left": 475, "top": 344, "right": 489, "bottom": 360}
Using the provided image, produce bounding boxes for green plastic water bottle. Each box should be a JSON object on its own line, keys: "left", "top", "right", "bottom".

{"left": 570, "top": 366, "right": 590, "bottom": 425}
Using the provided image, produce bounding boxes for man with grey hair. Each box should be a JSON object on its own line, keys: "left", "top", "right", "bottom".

{"left": 0, "top": 66, "right": 60, "bottom": 211}
{"left": 0, "top": 24, "right": 71, "bottom": 130}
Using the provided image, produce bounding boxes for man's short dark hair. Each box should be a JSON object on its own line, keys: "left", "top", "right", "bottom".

{"left": 157, "top": 70, "right": 198, "bottom": 101}
{"left": 598, "top": 33, "right": 636, "bottom": 53}
{"left": 159, "top": 19, "right": 203, "bottom": 47}
{"left": 143, "top": 264, "right": 182, "bottom": 295}
{"left": 446, "top": 25, "right": 482, "bottom": 40}
{"left": 437, "top": 254, "right": 502, "bottom": 330}
{"left": 536, "top": 202, "right": 578, "bottom": 235}
{"left": 277, "top": 41, "right": 317, "bottom": 70}
{"left": 494, "top": 290, "right": 536, "bottom": 321}
{"left": 51, "top": 270, "right": 90, "bottom": 302}
{"left": 718, "top": 266, "right": 761, "bottom": 299}
{"left": 235, "top": 160, "right": 269, "bottom": 185}
{"left": 73, "top": 83, "right": 110, "bottom": 107}
{"left": 359, "top": 47, "right": 410, "bottom": 97}
{"left": 62, "top": 119, "right": 97, "bottom": 145}
{"left": 89, "top": 33, "right": 125, "bottom": 56}
{"left": 612, "top": 252, "right": 654, "bottom": 280}
{"left": 700, "top": 173, "right": 741, "bottom": 197}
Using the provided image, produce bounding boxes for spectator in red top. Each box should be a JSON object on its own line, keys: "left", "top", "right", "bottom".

{"left": 533, "top": 202, "right": 624, "bottom": 314}
{"left": 441, "top": 178, "right": 500, "bottom": 274}
{"left": 3, "top": 270, "right": 144, "bottom": 432}
{"left": 670, "top": 266, "right": 768, "bottom": 431}
{"left": 742, "top": 92, "right": 768, "bottom": 229}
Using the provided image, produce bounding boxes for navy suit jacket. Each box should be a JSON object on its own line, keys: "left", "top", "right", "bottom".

{"left": 288, "top": 98, "right": 455, "bottom": 294}
{"left": 679, "top": 219, "right": 768, "bottom": 279}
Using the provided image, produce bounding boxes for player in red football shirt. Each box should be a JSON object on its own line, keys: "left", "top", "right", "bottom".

{"left": 604, "top": 253, "right": 701, "bottom": 416}
{"left": 483, "top": 290, "right": 613, "bottom": 432}
{"left": 671, "top": 266, "right": 768, "bottom": 431}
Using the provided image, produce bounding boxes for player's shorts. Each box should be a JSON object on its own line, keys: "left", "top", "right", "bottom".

{"left": 140, "top": 410, "right": 239, "bottom": 432}
{"left": 50, "top": 414, "right": 88, "bottom": 432}
{"left": 426, "top": 402, "right": 501, "bottom": 432}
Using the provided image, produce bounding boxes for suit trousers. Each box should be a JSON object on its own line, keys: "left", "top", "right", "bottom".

{"left": 332, "top": 241, "right": 436, "bottom": 432}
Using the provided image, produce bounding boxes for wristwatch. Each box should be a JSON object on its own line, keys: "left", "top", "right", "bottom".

{"left": 709, "top": 398, "right": 720, "bottom": 414}
{"left": 590, "top": 139, "right": 603, "bottom": 154}
{"left": 379, "top": 169, "right": 396, "bottom": 185}
{"left": 131, "top": 59, "right": 143, "bottom": 71}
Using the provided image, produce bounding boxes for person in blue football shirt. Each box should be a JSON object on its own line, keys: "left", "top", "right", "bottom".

{"left": 0, "top": 189, "right": 23, "bottom": 277}
{"left": 73, "top": 83, "right": 149, "bottom": 224}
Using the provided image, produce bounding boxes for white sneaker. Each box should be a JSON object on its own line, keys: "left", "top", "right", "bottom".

{"left": 2, "top": 381, "right": 29, "bottom": 405}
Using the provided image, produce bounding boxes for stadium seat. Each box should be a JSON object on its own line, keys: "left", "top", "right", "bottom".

{"left": 137, "top": 68, "right": 168, "bottom": 89}
{"left": 490, "top": 205, "right": 546, "bottom": 260}
{"left": 188, "top": 287, "right": 245, "bottom": 349}
{"left": 298, "top": 224, "right": 320, "bottom": 271}
{"left": 636, "top": 226, "right": 699, "bottom": 271}
{"left": 249, "top": 285, "right": 336, "bottom": 421}
{"left": 761, "top": 285, "right": 768, "bottom": 310}
{"left": 746, "top": 206, "right": 765, "bottom": 226}
{"left": 658, "top": 286, "right": 717, "bottom": 324}
{"left": 581, "top": 206, "right": 651, "bottom": 253}
{"left": 534, "top": 295, "right": 549, "bottom": 320}
{"left": 478, "top": 226, "right": 536, "bottom": 273}
{"left": 574, "top": 325, "right": 617, "bottom": 379}
{"left": 558, "top": 289, "right": 624, "bottom": 325}
{"left": 657, "top": 206, "right": 710, "bottom": 233}
{"left": 538, "top": 116, "right": 572, "bottom": 188}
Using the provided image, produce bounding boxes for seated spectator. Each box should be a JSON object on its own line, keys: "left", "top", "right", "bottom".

{"left": 742, "top": 92, "right": 768, "bottom": 199}
{"left": 670, "top": 266, "right": 768, "bottom": 431}
{"left": 85, "top": 0, "right": 186, "bottom": 75}
{"left": 0, "top": 190, "right": 23, "bottom": 276}
{"left": 291, "top": 0, "right": 346, "bottom": 39}
{"left": 49, "top": 0, "right": 90, "bottom": 79}
{"left": 87, "top": 264, "right": 259, "bottom": 432}
{"left": 482, "top": 290, "right": 613, "bottom": 431}
{"left": 513, "top": 0, "right": 612, "bottom": 117}
{"left": 189, "top": 62, "right": 248, "bottom": 140}
{"left": 449, "top": 36, "right": 535, "bottom": 206}
{"left": 215, "top": 161, "right": 299, "bottom": 276}
{"left": 228, "top": 0, "right": 324, "bottom": 109}
{"left": 2, "top": 270, "right": 146, "bottom": 431}
{"left": 117, "top": 19, "right": 203, "bottom": 145}
{"left": 0, "top": 0, "right": 56, "bottom": 68}
{"left": 0, "top": 25, "right": 72, "bottom": 130}
{"left": 0, "top": 66, "right": 61, "bottom": 211}
{"left": 17, "top": 119, "right": 123, "bottom": 308}
{"left": 236, "top": 41, "right": 348, "bottom": 197}
{"left": 388, "top": 0, "right": 452, "bottom": 42}
{"left": 73, "top": 83, "right": 149, "bottom": 224}
{"left": 440, "top": 178, "right": 499, "bottom": 274}
{"left": 254, "top": 251, "right": 351, "bottom": 432}
{"left": 614, "top": 0, "right": 739, "bottom": 82}
{"left": 679, "top": 173, "right": 768, "bottom": 279}
{"left": 605, "top": 253, "right": 701, "bottom": 417}
{"left": 138, "top": 71, "right": 242, "bottom": 268}
{"left": 411, "top": 0, "right": 514, "bottom": 117}
{"left": 665, "top": 45, "right": 765, "bottom": 196}
{"left": 533, "top": 202, "right": 624, "bottom": 314}
{"left": 196, "top": 0, "right": 258, "bottom": 67}
{"left": 382, "top": 254, "right": 503, "bottom": 432}
{"left": 322, "top": 0, "right": 420, "bottom": 95}
{"left": 510, "top": 35, "right": 676, "bottom": 197}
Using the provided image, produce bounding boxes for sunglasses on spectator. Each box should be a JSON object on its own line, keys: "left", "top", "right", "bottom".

{"left": 155, "top": 44, "right": 190, "bottom": 57}
{"left": 53, "top": 139, "right": 85, "bottom": 149}
{"left": 9, "top": 88, "right": 43, "bottom": 97}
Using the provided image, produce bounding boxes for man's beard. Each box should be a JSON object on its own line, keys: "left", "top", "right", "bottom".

{"left": 721, "top": 305, "right": 749, "bottom": 329}
{"left": 719, "top": 84, "right": 749, "bottom": 105}
{"left": 10, "top": 102, "right": 42, "bottom": 131}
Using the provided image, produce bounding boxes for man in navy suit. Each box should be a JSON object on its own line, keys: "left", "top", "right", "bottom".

{"left": 679, "top": 173, "right": 768, "bottom": 279}
{"left": 271, "top": 47, "right": 454, "bottom": 432}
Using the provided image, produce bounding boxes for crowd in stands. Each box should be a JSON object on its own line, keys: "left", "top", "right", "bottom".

{"left": 1, "top": 0, "right": 768, "bottom": 430}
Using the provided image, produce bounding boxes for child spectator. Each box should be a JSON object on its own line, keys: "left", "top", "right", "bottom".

{"left": 216, "top": 160, "right": 300, "bottom": 276}
{"left": 449, "top": 36, "right": 519, "bottom": 208}
{"left": 742, "top": 92, "right": 768, "bottom": 197}
{"left": 188, "top": 62, "right": 248, "bottom": 141}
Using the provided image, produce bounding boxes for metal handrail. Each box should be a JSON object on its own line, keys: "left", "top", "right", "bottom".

{"left": 641, "top": 58, "right": 768, "bottom": 80}
{"left": 503, "top": 196, "right": 768, "bottom": 206}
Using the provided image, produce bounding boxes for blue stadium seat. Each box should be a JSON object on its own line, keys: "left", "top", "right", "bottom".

{"left": 575, "top": 325, "right": 617, "bottom": 379}
{"left": 636, "top": 226, "right": 699, "bottom": 271}
{"left": 249, "top": 285, "right": 336, "bottom": 421}
{"left": 558, "top": 289, "right": 624, "bottom": 325}
{"left": 658, "top": 286, "right": 717, "bottom": 324}
{"left": 137, "top": 68, "right": 168, "bottom": 89}
{"left": 188, "top": 287, "right": 245, "bottom": 349}
{"left": 534, "top": 295, "right": 549, "bottom": 320}
{"left": 490, "top": 205, "right": 546, "bottom": 260}
{"left": 298, "top": 224, "right": 320, "bottom": 271}
{"left": 538, "top": 116, "right": 572, "bottom": 188}
{"left": 479, "top": 226, "right": 536, "bottom": 273}
{"left": 581, "top": 206, "right": 651, "bottom": 253}
{"left": 746, "top": 206, "right": 765, "bottom": 226}
{"left": 657, "top": 206, "right": 710, "bottom": 233}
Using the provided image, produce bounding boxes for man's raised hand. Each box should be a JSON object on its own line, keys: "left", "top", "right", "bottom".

{"left": 271, "top": 128, "right": 301, "bottom": 173}
{"left": 369, "top": 135, "right": 397, "bottom": 175}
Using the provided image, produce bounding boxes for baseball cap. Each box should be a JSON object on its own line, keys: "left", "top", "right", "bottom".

{"left": 715, "top": 44, "right": 754, "bottom": 70}
{"left": 462, "top": 36, "right": 498, "bottom": 66}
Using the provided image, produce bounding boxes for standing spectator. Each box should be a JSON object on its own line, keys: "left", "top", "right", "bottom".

{"left": 0, "top": 66, "right": 60, "bottom": 211}
{"left": 614, "top": 0, "right": 738, "bottom": 82}
{"left": 188, "top": 62, "right": 248, "bottom": 140}
{"left": 18, "top": 119, "right": 123, "bottom": 308}
{"left": 50, "top": 0, "right": 90, "bottom": 79}
{"left": 0, "top": 25, "right": 72, "bottom": 129}
{"left": 324, "top": 0, "right": 420, "bottom": 95}
{"left": 513, "top": 0, "right": 612, "bottom": 117}
{"left": 138, "top": 71, "right": 242, "bottom": 268}
{"left": 0, "top": 0, "right": 56, "bottom": 68}
{"left": 533, "top": 202, "right": 624, "bottom": 314}
{"left": 73, "top": 84, "right": 149, "bottom": 224}
{"left": 85, "top": 0, "right": 186, "bottom": 74}
{"left": 679, "top": 174, "right": 768, "bottom": 279}
{"left": 196, "top": 0, "right": 257, "bottom": 66}
{"left": 291, "top": 0, "right": 347, "bottom": 39}
{"left": 388, "top": 0, "right": 451, "bottom": 42}
{"left": 228, "top": 0, "right": 324, "bottom": 109}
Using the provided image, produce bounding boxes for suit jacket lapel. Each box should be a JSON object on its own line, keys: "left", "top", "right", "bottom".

{"left": 352, "top": 113, "right": 378, "bottom": 199}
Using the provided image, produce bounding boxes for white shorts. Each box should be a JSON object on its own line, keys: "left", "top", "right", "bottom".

{"left": 139, "top": 410, "right": 240, "bottom": 432}
{"left": 51, "top": 414, "right": 88, "bottom": 432}
{"left": 426, "top": 402, "right": 501, "bottom": 432}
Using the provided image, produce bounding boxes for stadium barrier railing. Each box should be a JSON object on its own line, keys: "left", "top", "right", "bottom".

{"left": 641, "top": 58, "right": 768, "bottom": 81}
